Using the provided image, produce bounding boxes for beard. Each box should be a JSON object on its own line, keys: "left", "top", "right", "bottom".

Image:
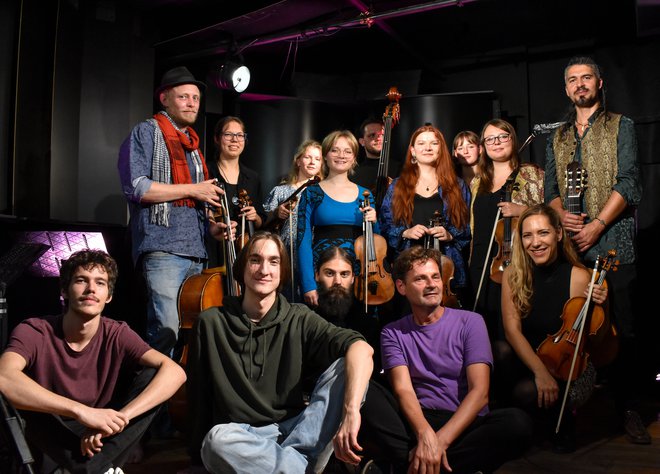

{"left": 317, "top": 284, "right": 355, "bottom": 326}
{"left": 573, "top": 89, "right": 599, "bottom": 108}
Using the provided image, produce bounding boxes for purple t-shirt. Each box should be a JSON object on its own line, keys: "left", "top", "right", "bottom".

{"left": 381, "top": 307, "right": 493, "bottom": 415}
{"left": 5, "top": 314, "right": 151, "bottom": 408}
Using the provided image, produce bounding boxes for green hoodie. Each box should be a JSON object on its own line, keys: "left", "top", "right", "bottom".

{"left": 187, "top": 294, "right": 364, "bottom": 457}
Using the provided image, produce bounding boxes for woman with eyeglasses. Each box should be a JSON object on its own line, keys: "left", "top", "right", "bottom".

{"left": 379, "top": 124, "right": 471, "bottom": 309}
{"left": 468, "top": 118, "right": 544, "bottom": 342}
{"left": 207, "top": 116, "right": 266, "bottom": 266}
{"left": 296, "top": 130, "right": 378, "bottom": 307}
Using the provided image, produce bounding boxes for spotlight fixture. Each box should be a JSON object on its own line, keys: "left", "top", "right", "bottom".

{"left": 216, "top": 60, "right": 250, "bottom": 93}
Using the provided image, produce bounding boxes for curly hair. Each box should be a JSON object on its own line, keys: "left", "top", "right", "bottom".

{"left": 60, "top": 249, "right": 118, "bottom": 296}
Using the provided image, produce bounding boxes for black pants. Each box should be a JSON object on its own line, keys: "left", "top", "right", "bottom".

{"left": 359, "top": 380, "right": 533, "bottom": 474}
{"left": 22, "top": 367, "right": 158, "bottom": 474}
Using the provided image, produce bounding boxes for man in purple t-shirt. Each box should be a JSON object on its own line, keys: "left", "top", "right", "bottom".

{"left": 358, "top": 246, "right": 533, "bottom": 473}
{"left": 0, "top": 250, "right": 186, "bottom": 474}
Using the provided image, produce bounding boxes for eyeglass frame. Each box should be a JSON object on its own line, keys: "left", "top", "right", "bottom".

{"left": 483, "top": 133, "right": 511, "bottom": 146}
{"left": 221, "top": 132, "right": 248, "bottom": 142}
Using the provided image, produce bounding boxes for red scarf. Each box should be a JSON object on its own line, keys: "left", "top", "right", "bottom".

{"left": 153, "top": 113, "right": 209, "bottom": 207}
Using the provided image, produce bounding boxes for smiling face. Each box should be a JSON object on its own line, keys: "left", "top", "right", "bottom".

{"left": 242, "top": 238, "right": 282, "bottom": 299}
{"left": 410, "top": 131, "right": 441, "bottom": 166}
{"left": 325, "top": 136, "right": 356, "bottom": 175}
{"left": 396, "top": 259, "right": 444, "bottom": 310}
{"left": 521, "top": 213, "right": 562, "bottom": 267}
{"left": 296, "top": 145, "right": 323, "bottom": 179}
{"left": 160, "top": 84, "right": 201, "bottom": 129}
{"left": 64, "top": 265, "right": 113, "bottom": 320}
{"left": 565, "top": 64, "right": 602, "bottom": 108}
{"left": 483, "top": 124, "right": 513, "bottom": 163}
{"left": 215, "top": 119, "right": 246, "bottom": 160}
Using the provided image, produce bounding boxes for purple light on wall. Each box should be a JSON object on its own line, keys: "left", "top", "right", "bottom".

{"left": 20, "top": 231, "right": 107, "bottom": 278}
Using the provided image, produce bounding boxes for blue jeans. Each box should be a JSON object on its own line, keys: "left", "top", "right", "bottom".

{"left": 141, "top": 251, "right": 202, "bottom": 355}
{"left": 201, "top": 358, "right": 352, "bottom": 474}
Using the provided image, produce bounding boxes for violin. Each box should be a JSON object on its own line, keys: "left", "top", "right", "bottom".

{"left": 536, "top": 251, "right": 618, "bottom": 381}
{"left": 354, "top": 190, "right": 395, "bottom": 311}
{"left": 490, "top": 175, "right": 519, "bottom": 283}
{"left": 424, "top": 210, "right": 460, "bottom": 308}
{"left": 237, "top": 189, "right": 255, "bottom": 250}
{"left": 373, "top": 86, "right": 402, "bottom": 211}
{"left": 263, "top": 175, "right": 321, "bottom": 233}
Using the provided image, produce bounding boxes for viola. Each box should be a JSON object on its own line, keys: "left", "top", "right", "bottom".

{"left": 354, "top": 190, "right": 395, "bottom": 311}
{"left": 490, "top": 175, "right": 519, "bottom": 283}
{"left": 424, "top": 210, "right": 460, "bottom": 309}
{"left": 373, "top": 86, "right": 402, "bottom": 211}
{"left": 169, "top": 268, "right": 225, "bottom": 432}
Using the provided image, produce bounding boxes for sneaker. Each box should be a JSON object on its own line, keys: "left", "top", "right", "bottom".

{"left": 623, "top": 410, "right": 652, "bottom": 444}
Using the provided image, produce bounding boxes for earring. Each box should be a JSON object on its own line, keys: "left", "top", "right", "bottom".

{"left": 411, "top": 155, "right": 417, "bottom": 164}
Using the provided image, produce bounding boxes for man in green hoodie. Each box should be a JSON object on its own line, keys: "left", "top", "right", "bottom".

{"left": 187, "top": 231, "right": 374, "bottom": 473}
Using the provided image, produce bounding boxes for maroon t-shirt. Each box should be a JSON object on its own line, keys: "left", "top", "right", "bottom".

{"left": 5, "top": 314, "right": 151, "bottom": 408}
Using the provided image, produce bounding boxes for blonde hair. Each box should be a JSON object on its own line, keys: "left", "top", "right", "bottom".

{"left": 321, "top": 130, "right": 359, "bottom": 176}
{"left": 285, "top": 139, "right": 324, "bottom": 184}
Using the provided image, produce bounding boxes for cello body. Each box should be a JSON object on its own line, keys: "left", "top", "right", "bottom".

{"left": 169, "top": 267, "right": 225, "bottom": 433}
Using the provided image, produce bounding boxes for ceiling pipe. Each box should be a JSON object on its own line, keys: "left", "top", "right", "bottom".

{"left": 158, "top": 0, "right": 479, "bottom": 63}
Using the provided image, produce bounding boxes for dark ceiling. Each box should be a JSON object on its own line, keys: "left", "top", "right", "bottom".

{"left": 134, "top": 0, "right": 643, "bottom": 96}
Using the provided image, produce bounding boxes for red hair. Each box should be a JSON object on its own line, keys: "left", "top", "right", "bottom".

{"left": 391, "top": 125, "right": 468, "bottom": 229}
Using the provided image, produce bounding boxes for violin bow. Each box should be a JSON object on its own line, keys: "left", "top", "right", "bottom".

{"left": 555, "top": 257, "right": 600, "bottom": 433}
{"left": 472, "top": 207, "right": 502, "bottom": 311}
{"left": 289, "top": 203, "right": 295, "bottom": 302}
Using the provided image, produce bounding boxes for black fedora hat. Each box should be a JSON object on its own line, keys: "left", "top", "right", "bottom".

{"left": 155, "top": 66, "right": 207, "bottom": 97}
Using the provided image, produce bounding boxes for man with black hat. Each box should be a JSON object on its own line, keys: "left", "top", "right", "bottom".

{"left": 118, "top": 66, "right": 229, "bottom": 357}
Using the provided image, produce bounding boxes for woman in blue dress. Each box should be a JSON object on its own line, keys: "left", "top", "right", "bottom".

{"left": 296, "top": 130, "right": 378, "bottom": 307}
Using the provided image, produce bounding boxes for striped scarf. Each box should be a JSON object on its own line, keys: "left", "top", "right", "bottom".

{"left": 149, "top": 111, "right": 209, "bottom": 226}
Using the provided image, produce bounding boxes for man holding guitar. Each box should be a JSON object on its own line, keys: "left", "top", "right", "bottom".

{"left": 543, "top": 56, "right": 648, "bottom": 444}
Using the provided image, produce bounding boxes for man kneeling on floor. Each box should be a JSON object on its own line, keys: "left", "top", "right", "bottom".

{"left": 359, "top": 246, "right": 533, "bottom": 473}
{"left": 0, "top": 249, "right": 186, "bottom": 474}
{"left": 187, "top": 231, "right": 373, "bottom": 473}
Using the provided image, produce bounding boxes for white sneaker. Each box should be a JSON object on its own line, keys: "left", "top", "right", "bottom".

{"left": 102, "top": 468, "right": 125, "bottom": 474}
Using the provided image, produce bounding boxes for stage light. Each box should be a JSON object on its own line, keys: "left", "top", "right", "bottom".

{"left": 215, "top": 61, "right": 250, "bottom": 93}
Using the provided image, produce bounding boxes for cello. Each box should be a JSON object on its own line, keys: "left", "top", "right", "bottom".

{"left": 373, "top": 86, "right": 402, "bottom": 211}
{"left": 424, "top": 210, "right": 460, "bottom": 309}
{"left": 354, "top": 190, "right": 395, "bottom": 311}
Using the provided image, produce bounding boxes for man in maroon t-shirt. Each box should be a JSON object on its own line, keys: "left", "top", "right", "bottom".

{"left": 0, "top": 250, "right": 186, "bottom": 474}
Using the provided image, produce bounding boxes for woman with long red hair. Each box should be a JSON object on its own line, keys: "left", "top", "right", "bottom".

{"left": 379, "top": 124, "right": 471, "bottom": 305}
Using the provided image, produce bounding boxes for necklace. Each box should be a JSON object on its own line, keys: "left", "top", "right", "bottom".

{"left": 575, "top": 120, "right": 589, "bottom": 133}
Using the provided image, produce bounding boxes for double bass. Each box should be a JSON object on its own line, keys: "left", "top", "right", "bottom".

{"left": 373, "top": 86, "right": 402, "bottom": 211}
{"left": 424, "top": 210, "right": 460, "bottom": 309}
{"left": 354, "top": 191, "right": 395, "bottom": 311}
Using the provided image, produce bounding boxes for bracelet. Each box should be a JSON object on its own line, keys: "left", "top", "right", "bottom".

{"left": 595, "top": 217, "right": 606, "bottom": 227}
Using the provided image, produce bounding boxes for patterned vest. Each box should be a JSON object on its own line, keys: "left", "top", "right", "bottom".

{"left": 552, "top": 112, "right": 621, "bottom": 220}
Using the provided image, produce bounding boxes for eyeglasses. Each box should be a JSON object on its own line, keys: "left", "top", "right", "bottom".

{"left": 483, "top": 133, "right": 511, "bottom": 146}
{"left": 221, "top": 132, "right": 247, "bottom": 141}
